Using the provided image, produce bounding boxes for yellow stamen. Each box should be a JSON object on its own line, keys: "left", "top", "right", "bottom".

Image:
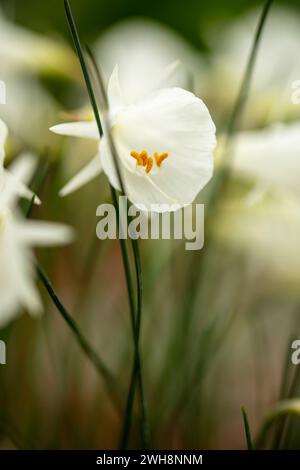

{"left": 156, "top": 152, "right": 169, "bottom": 167}
{"left": 130, "top": 151, "right": 139, "bottom": 159}
{"left": 130, "top": 150, "right": 169, "bottom": 173}
{"left": 130, "top": 151, "right": 144, "bottom": 166}
{"left": 140, "top": 150, "right": 149, "bottom": 165}
{"left": 145, "top": 157, "right": 153, "bottom": 174}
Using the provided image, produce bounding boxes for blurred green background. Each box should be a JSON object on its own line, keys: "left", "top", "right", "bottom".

{"left": 1, "top": 0, "right": 300, "bottom": 452}
{"left": 3, "top": 0, "right": 299, "bottom": 47}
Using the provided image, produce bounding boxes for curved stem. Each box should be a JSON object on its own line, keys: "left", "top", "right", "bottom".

{"left": 110, "top": 188, "right": 150, "bottom": 449}
{"left": 121, "top": 232, "right": 150, "bottom": 449}
{"left": 241, "top": 407, "right": 254, "bottom": 450}
{"left": 64, "top": 0, "right": 149, "bottom": 448}
{"left": 208, "top": 0, "right": 274, "bottom": 208}
{"left": 37, "top": 263, "right": 122, "bottom": 411}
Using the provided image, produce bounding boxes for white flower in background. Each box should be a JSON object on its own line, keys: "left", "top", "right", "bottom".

{"left": 206, "top": 6, "right": 300, "bottom": 124}
{"left": 214, "top": 120, "right": 300, "bottom": 292}
{"left": 0, "top": 8, "right": 77, "bottom": 79}
{"left": 51, "top": 66, "right": 216, "bottom": 211}
{"left": 0, "top": 119, "right": 41, "bottom": 205}
{"left": 94, "top": 18, "right": 204, "bottom": 103}
{"left": 232, "top": 122, "right": 300, "bottom": 199}
{"left": 213, "top": 194, "right": 300, "bottom": 292}
{"left": 0, "top": 8, "right": 76, "bottom": 153}
{"left": 1, "top": 77, "right": 61, "bottom": 153}
{"left": 0, "top": 121, "right": 74, "bottom": 326}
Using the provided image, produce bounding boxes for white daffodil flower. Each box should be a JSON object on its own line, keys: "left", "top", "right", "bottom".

{"left": 231, "top": 122, "right": 300, "bottom": 199}
{"left": 0, "top": 119, "right": 41, "bottom": 205}
{"left": 94, "top": 18, "right": 204, "bottom": 103}
{"left": 206, "top": 6, "right": 300, "bottom": 124}
{"left": 50, "top": 66, "right": 216, "bottom": 211}
{"left": 0, "top": 151, "right": 74, "bottom": 327}
{"left": 213, "top": 194, "right": 300, "bottom": 292}
{"left": 0, "top": 8, "right": 77, "bottom": 79}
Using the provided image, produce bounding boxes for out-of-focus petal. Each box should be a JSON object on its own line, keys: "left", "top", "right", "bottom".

{"left": 50, "top": 121, "right": 99, "bottom": 140}
{"left": 59, "top": 153, "right": 102, "bottom": 197}
{"left": 16, "top": 220, "right": 75, "bottom": 246}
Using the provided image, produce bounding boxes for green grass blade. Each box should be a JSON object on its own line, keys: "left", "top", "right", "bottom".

{"left": 241, "top": 407, "right": 254, "bottom": 450}
{"left": 208, "top": 0, "right": 274, "bottom": 208}
{"left": 37, "top": 264, "right": 122, "bottom": 409}
{"left": 63, "top": 1, "right": 149, "bottom": 448}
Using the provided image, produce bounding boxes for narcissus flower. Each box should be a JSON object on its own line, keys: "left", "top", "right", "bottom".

{"left": 0, "top": 119, "right": 41, "bottom": 204}
{"left": 0, "top": 123, "right": 74, "bottom": 326}
{"left": 95, "top": 18, "right": 204, "bottom": 103}
{"left": 231, "top": 122, "right": 300, "bottom": 199}
{"left": 50, "top": 66, "right": 216, "bottom": 211}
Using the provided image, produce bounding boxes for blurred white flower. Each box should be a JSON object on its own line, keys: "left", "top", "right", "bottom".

{"left": 1, "top": 78, "right": 61, "bottom": 153}
{"left": 0, "top": 119, "right": 41, "bottom": 205}
{"left": 0, "top": 8, "right": 77, "bottom": 79}
{"left": 214, "top": 119, "right": 300, "bottom": 291}
{"left": 0, "top": 8, "right": 77, "bottom": 153}
{"left": 214, "top": 194, "right": 300, "bottom": 292}
{"left": 95, "top": 18, "right": 204, "bottom": 103}
{"left": 0, "top": 123, "right": 74, "bottom": 326}
{"left": 51, "top": 66, "right": 216, "bottom": 211}
{"left": 232, "top": 122, "right": 300, "bottom": 199}
{"left": 206, "top": 6, "right": 300, "bottom": 124}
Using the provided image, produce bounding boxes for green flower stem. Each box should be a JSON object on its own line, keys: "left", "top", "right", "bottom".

{"left": 25, "top": 160, "right": 121, "bottom": 409}
{"left": 37, "top": 263, "right": 122, "bottom": 410}
{"left": 120, "top": 205, "right": 150, "bottom": 449}
{"left": 208, "top": 0, "right": 274, "bottom": 209}
{"left": 174, "top": 0, "right": 274, "bottom": 375}
{"left": 241, "top": 407, "right": 254, "bottom": 450}
{"left": 255, "top": 400, "right": 300, "bottom": 449}
{"left": 64, "top": 0, "right": 149, "bottom": 448}
{"left": 86, "top": 36, "right": 150, "bottom": 451}
{"left": 110, "top": 187, "right": 150, "bottom": 449}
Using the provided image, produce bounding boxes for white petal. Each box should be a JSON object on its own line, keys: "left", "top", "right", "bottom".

{"left": 107, "top": 64, "right": 126, "bottom": 116}
{"left": 232, "top": 122, "right": 300, "bottom": 197}
{"left": 8, "top": 152, "right": 38, "bottom": 185}
{"left": 0, "top": 220, "right": 41, "bottom": 325}
{"left": 50, "top": 121, "right": 99, "bottom": 140}
{"left": 155, "top": 60, "right": 181, "bottom": 89}
{"left": 103, "top": 87, "right": 216, "bottom": 210}
{"left": 0, "top": 153, "right": 39, "bottom": 208}
{"left": 0, "top": 119, "right": 8, "bottom": 167}
{"left": 95, "top": 19, "right": 202, "bottom": 103}
{"left": 2, "top": 170, "right": 41, "bottom": 205}
{"left": 16, "top": 259, "right": 42, "bottom": 317}
{"left": 99, "top": 136, "right": 122, "bottom": 192}
{"left": 59, "top": 153, "right": 102, "bottom": 197}
{"left": 17, "top": 221, "right": 75, "bottom": 246}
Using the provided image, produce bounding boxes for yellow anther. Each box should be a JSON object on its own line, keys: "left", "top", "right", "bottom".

{"left": 145, "top": 157, "right": 153, "bottom": 174}
{"left": 130, "top": 151, "right": 139, "bottom": 159}
{"left": 139, "top": 150, "right": 149, "bottom": 165}
{"left": 130, "top": 150, "right": 169, "bottom": 173}
{"left": 130, "top": 151, "right": 144, "bottom": 166}
{"left": 155, "top": 152, "right": 169, "bottom": 167}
